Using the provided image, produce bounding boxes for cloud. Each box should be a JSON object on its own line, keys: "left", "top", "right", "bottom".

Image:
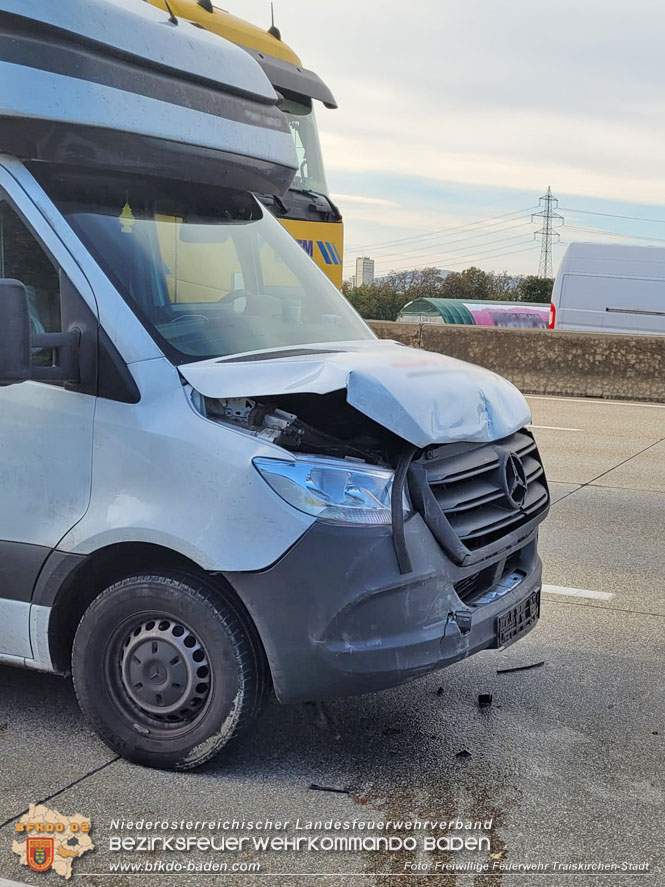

{"left": 321, "top": 90, "right": 665, "bottom": 208}
{"left": 227, "top": 0, "right": 665, "bottom": 274}
{"left": 331, "top": 193, "right": 399, "bottom": 207}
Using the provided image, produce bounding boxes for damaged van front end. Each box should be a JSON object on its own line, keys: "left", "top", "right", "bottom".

{"left": 180, "top": 343, "right": 549, "bottom": 702}
{"left": 0, "top": 0, "right": 549, "bottom": 769}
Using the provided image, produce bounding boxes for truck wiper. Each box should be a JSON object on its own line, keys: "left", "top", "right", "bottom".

{"left": 270, "top": 194, "right": 290, "bottom": 215}
{"left": 289, "top": 189, "right": 342, "bottom": 221}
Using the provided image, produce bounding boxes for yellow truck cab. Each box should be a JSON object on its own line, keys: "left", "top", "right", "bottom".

{"left": 147, "top": 0, "right": 344, "bottom": 286}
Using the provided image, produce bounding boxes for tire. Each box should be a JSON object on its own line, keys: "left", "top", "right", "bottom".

{"left": 72, "top": 571, "right": 270, "bottom": 770}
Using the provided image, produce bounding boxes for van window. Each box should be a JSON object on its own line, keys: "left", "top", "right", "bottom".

{"left": 155, "top": 213, "right": 245, "bottom": 303}
{"left": 32, "top": 167, "right": 373, "bottom": 363}
{"left": 0, "top": 200, "right": 61, "bottom": 366}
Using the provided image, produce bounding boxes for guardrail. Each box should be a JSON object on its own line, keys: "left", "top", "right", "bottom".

{"left": 368, "top": 321, "right": 665, "bottom": 403}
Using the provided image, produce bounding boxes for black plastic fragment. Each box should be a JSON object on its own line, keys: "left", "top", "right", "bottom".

{"left": 309, "top": 784, "right": 350, "bottom": 794}
{"left": 455, "top": 750, "right": 472, "bottom": 759}
{"left": 496, "top": 660, "right": 545, "bottom": 674}
{"left": 478, "top": 693, "right": 493, "bottom": 707}
{"left": 304, "top": 701, "right": 341, "bottom": 740}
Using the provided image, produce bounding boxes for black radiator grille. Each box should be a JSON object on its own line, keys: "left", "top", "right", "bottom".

{"left": 417, "top": 430, "right": 549, "bottom": 554}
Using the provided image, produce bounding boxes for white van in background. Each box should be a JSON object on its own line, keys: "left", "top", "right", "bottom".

{"left": 549, "top": 242, "right": 665, "bottom": 334}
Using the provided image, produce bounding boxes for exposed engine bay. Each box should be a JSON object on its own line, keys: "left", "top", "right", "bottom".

{"left": 202, "top": 390, "right": 405, "bottom": 466}
{"left": 180, "top": 340, "right": 532, "bottom": 450}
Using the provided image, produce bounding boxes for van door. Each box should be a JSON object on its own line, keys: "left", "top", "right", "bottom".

{"left": 559, "top": 273, "right": 665, "bottom": 334}
{"left": 0, "top": 185, "right": 96, "bottom": 659}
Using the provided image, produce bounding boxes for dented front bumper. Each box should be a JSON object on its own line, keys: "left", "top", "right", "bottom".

{"left": 225, "top": 513, "right": 543, "bottom": 703}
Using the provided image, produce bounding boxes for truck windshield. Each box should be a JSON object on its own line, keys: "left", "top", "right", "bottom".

{"left": 281, "top": 98, "right": 328, "bottom": 195}
{"left": 32, "top": 167, "right": 371, "bottom": 363}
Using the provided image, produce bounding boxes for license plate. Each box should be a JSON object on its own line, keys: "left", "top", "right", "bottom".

{"left": 496, "top": 589, "right": 540, "bottom": 647}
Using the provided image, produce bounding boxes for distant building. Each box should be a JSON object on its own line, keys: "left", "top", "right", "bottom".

{"left": 355, "top": 256, "right": 375, "bottom": 286}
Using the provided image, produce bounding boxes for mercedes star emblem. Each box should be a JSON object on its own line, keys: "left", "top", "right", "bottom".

{"left": 502, "top": 452, "right": 528, "bottom": 508}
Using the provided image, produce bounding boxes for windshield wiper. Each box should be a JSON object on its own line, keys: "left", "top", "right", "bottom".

{"left": 267, "top": 194, "right": 290, "bottom": 215}
{"left": 289, "top": 189, "right": 342, "bottom": 222}
{"left": 216, "top": 347, "right": 341, "bottom": 363}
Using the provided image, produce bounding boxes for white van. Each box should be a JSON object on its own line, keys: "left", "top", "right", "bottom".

{"left": 0, "top": 0, "right": 549, "bottom": 770}
{"left": 550, "top": 242, "right": 665, "bottom": 334}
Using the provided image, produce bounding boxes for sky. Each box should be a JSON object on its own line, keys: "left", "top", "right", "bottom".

{"left": 226, "top": 0, "right": 665, "bottom": 278}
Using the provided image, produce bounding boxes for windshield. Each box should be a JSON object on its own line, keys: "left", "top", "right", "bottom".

{"left": 32, "top": 167, "right": 371, "bottom": 363}
{"left": 281, "top": 98, "right": 328, "bottom": 195}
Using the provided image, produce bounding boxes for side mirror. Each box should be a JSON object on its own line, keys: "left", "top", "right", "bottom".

{"left": 0, "top": 279, "right": 31, "bottom": 386}
{"left": 0, "top": 278, "right": 81, "bottom": 388}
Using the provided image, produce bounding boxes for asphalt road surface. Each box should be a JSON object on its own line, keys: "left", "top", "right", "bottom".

{"left": 1, "top": 395, "right": 663, "bottom": 887}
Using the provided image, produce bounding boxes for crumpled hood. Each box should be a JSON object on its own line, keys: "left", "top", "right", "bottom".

{"left": 179, "top": 340, "right": 531, "bottom": 448}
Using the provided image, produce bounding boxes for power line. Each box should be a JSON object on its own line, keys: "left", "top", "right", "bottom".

{"left": 374, "top": 242, "right": 540, "bottom": 276}
{"left": 345, "top": 210, "right": 536, "bottom": 257}
{"left": 560, "top": 207, "right": 665, "bottom": 225}
{"left": 344, "top": 218, "right": 536, "bottom": 269}
{"left": 354, "top": 221, "right": 537, "bottom": 267}
{"left": 441, "top": 245, "right": 541, "bottom": 269}
{"left": 344, "top": 206, "right": 537, "bottom": 254}
{"left": 348, "top": 218, "right": 534, "bottom": 262}
{"left": 371, "top": 232, "right": 535, "bottom": 270}
{"left": 344, "top": 190, "right": 665, "bottom": 280}
{"left": 565, "top": 224, "right": 665, "bottom": 245}
{"left": 344, "top": 199, "right": 665, "bottom": 276}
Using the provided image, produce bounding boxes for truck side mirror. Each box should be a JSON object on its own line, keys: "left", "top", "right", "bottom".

{"left": 0, "top": 279, "right": 31, "bottom": 386}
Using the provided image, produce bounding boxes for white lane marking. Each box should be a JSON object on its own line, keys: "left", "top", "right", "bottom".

{"left": 528, "top": 395, "right": 665, "bottom": 409}
{"left": 542, "top": 585, "right": 614, "bottom": 601}
{"left": 528, "top": 424, "right": 582, "bottom": 432}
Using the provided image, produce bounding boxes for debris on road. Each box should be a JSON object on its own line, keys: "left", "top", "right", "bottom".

{"left": 382, "top": 727, "right": 403, "bottom": 736}
{"left": 309, "top": 783, "right": 350, "bottom": 795}
{"left": 478, "top": 693, "right": 493, "bottom": 707}
{"left": 436, "top": 687, "right": 444, "bottom": 696}
{"left": 455, "top": 750, "right": 472, "bottom": 759}
{"left": 497, "top": 661, "right": 545, "bottom": 674}
{"left": 304, "top": 701, "right": 342, "bottom": 740}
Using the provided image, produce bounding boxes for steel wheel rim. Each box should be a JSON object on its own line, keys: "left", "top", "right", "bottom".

{"left": 115, "top": 617, "right": 212, "bottom": 726}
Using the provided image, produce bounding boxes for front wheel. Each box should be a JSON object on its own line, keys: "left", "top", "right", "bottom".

{"left": 72, "top": 572, "right": 269, "bottom": 770}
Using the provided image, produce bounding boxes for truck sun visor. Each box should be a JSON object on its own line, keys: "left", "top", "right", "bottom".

{"left": 245, "top": 49, "right": 338, "bottom": 109}
{"left": 0, "top": 0, "right": 298, "bottom": 192}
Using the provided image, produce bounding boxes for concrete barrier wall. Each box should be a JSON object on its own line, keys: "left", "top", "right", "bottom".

{"left": 368, "top": 321, "right": 665, "bottom": 402}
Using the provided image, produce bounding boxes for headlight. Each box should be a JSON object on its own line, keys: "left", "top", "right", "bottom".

{"left": 253, "top": 456, "right": 410, "bottom": 525}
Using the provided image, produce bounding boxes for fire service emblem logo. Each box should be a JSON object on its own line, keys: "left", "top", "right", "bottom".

{"left": 12, "top": 803, "right": 94, "bottom": 879}
{"left": 27, "top": 837, "right": 54, "bottom": 873}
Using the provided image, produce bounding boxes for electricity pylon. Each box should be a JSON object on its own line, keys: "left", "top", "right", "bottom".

{"left": 532, "top": 187, "right": 564, "bottom": 278}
